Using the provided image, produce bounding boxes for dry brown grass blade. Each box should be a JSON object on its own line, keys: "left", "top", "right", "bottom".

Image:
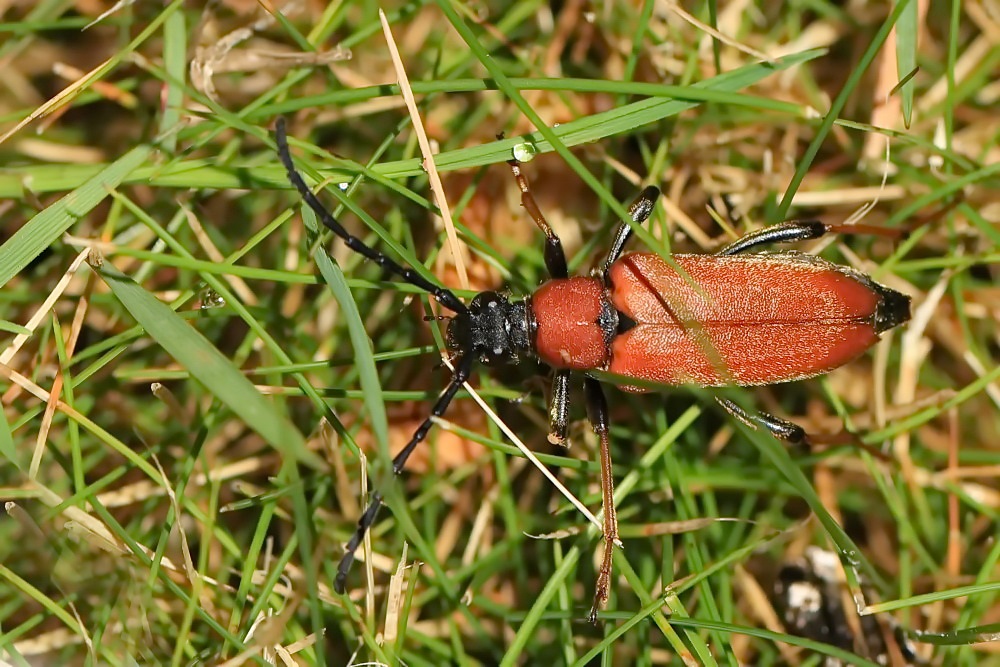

{"left": 379, "top": 9, "right": 469, "bottom": 292}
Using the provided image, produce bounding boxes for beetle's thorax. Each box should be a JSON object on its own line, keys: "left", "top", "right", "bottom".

{"left": 530, "top": 276, "right": 617, "bottom": 371}
{"left": 446, "top": 291, "right": 533, "bottom": 366}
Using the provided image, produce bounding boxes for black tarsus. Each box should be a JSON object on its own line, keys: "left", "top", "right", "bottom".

{"left": 275, "top": 117, "right": 467, "bottom": 314}
{"left": 714, "top": 396, "right": 809, "bottom": 447}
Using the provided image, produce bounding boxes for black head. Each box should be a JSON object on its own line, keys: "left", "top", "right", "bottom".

{"left": 446, "top": 291, "right": 532, "bottom": 366}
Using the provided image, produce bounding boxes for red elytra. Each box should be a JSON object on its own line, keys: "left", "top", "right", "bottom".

{"left": 532, "top": 252, "right": 899, "bottom": 390}
{"left": 275, "top": 117, "right": 911, "bottom": 623}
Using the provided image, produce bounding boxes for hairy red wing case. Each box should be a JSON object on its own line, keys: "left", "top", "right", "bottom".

{"left": 609, "top": 322, "right": 879, "bottom": 389}
{"left": 607, "top": 253, "right": 883, "bottom": 390}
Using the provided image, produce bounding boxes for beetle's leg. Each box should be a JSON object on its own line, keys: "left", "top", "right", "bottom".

{"left": 718, "top": 219, "right": 906, "bottom": 256}
{"left": 714, "top": 396, "right": 809, "bottom": 447}
{"left": 505, "top": 158, "right": 568, "bottom": 279}
{"left": 718, "top": 220, "right": 829, "bottom": 256}
{"left": 716, "top": 396, "right": 901, "bottom": 462}
{"left": 584, "top": 376, "right": 618, "bottom": 623}
{"left": 600, "top": 186, "right": 661, "bottom": 278}
{"left": 548, "top": 370, "right": 572, "bottom": 446}
{"left": 335, "top": 355, "right": 475, "bottom": 593}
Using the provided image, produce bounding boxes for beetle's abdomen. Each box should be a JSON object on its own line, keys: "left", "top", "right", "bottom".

{"left": 532, "top": 277, "right": 614, "bottom": 370}
{"left": 607, "top": 253, "right": 886, "bottom": 389}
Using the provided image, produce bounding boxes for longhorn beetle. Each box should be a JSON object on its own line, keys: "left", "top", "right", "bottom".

{"left": 274, "top": 118, "right": 911, "bottom": 621}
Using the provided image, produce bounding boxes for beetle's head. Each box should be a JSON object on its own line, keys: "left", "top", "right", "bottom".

{"left": 446, "top": 291, "right": 532, "bottom": 366}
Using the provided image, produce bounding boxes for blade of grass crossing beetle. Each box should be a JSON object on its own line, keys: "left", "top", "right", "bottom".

{"left": 95, "top": 263, "right": 318, "bottom": 469}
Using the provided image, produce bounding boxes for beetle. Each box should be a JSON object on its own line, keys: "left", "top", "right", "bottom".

{"left": 274, "top": 117, "right": 911, "bottom": 621}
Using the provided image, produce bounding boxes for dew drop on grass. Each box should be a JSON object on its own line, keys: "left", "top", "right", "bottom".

{"left": 199, "top": 286, "right": 226, "bottom": 310}
{"left": 512, "top": 142, "right": 537, "bottom": 163}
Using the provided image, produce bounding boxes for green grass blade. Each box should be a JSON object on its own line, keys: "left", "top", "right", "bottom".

{"left": 313, "top": 249, "right": 389, "bottom": 457}
{"left": 94, "top": 262, "right": 317, "bottom": 469}
{"left": 0, "top": 52, "right": 825, "bottom": 199}
{"left": 0, "top": 145, "right": 151, "bottom": 288}
{"left": 895, "top": 0, "right": 918, "bottom": 126}
{"left": 0, "top": 395, "right": 22, "bottom": 470}
{"left": 776, "top": 0, "right": 913, "bottom": 219}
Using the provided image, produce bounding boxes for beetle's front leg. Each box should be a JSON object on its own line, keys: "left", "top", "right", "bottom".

{"left": 504, "top": 155, "right": 568, "bottom": 280}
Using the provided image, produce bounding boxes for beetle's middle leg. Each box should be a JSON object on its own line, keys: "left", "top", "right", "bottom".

{"left": 584, "top": 376, "right": 618, "bottom": 623}
{"left": 547, "top": 370, "right": 572, "bottom": 445}
{"left": 600, "top": 186, "right": 661, "bottom": 277}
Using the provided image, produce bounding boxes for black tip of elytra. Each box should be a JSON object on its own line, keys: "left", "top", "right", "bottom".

{"left": 873, "top": 283, "right": 912, "bottom": 333}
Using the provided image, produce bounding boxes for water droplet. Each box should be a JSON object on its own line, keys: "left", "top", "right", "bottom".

{"left": 199, "top": 286, "right": 226, "bottom": 310}
{"left": 512, "top": 142, "right": 537, "bottom": 163}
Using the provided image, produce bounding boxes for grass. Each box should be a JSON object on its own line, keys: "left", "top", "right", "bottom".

{"left": 0, "top": 0, "right": 998, "bottom": 665}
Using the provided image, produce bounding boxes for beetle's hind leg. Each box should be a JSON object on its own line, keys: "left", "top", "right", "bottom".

{"left": 718, "top": 220, "right": 829, "bottom": 256}
{"left": 584, "top": 376, "right": 619, "bottom": 623}
{"left": 715, "top": 396, "right": 810, "bottom": 447}
{"left": 716, "top": 396, "right": 895, "bottom": 460}
{"left": 718, "top": 218, "right": 907, "bottom": 256}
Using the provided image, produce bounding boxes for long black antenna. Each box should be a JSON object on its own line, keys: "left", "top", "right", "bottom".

{"left": 334, "top": 353, "right": 475, "bottom": 592}
{"left": 275, "top": 117, "right": 467, "bottom": 314}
